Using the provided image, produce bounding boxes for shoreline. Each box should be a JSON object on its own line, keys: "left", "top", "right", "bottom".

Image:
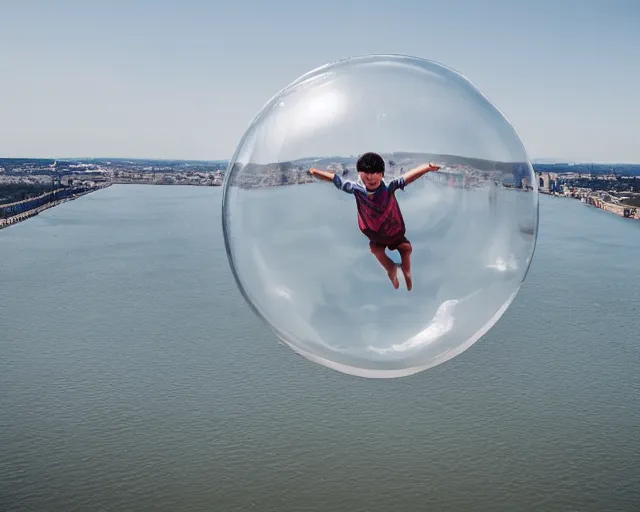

{"left": 2, "top": 181, "right": 637, "bottom": 232}
{"left": 110, "top": 180, "right": 221, "bottom": 187}
{"left": 539, "top": 190, "right": 639, "bottom": 220}
{"left": 0, "top": 184, "right": 111, "bottom": 230}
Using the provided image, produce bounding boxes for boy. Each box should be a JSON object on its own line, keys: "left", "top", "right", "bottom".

{"left": 309, "top": 152, "right": 440, "bottom": 291}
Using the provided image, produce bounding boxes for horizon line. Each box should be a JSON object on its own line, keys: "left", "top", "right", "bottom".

{"left": 1, "top": 155, "right": 639, "bottom": 166}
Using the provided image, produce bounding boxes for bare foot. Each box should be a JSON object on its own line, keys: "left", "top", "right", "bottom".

{"left": 402, "top": 269, "right": 412, "bottom": 291}
{"left": 387, "top": 265, "right": 399, "bottom": 289}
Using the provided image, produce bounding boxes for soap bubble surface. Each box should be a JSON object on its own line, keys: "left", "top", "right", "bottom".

{"left": 222, "top": 54, "right": 538, "bottom": 378}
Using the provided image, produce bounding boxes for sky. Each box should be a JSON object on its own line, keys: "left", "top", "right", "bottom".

{"left": 0, "top": 0, "right": 638, "bottom": 163}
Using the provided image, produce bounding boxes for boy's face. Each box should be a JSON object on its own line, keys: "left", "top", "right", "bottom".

{"left": 359, "top": 171, "right": 383, "bottom": 190}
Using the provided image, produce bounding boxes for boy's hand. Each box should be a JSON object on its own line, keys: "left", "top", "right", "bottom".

{"left": 403, "top": 162, "right": 441, "bottom": 185}
{"left": 308, "top": 167, "right": 334, "bottom": 182}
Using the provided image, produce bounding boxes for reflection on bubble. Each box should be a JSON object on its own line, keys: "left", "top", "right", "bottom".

{"left": 222, "top": 54, "right": 538, "bottom": 378}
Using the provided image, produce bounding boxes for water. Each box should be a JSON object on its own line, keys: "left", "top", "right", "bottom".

{"left": 1, "top": 185, "right": 639, "bottom": 511}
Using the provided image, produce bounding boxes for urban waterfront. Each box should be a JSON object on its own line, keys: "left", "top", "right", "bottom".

{"left": 2, "top": 156, "right": 640, "bottom": 231}
{"left": 1, "top": 185, "right": 638, "bottom": 511}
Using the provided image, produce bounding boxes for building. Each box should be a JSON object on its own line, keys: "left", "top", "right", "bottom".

{"left": 536, "top": 172, "right": 562, "bottom": 194}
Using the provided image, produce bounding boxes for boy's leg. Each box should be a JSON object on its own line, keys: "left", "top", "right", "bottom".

{"left": 369, "top": 242, "right": 399, "bottom": 289}
{"left": 397, "top": 241, "right": 413, "bottom": 291}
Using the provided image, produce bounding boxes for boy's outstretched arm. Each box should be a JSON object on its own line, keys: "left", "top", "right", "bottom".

{"left": 310, "top": 167, "right": 361, "bottom": 195}
{"left": 309, "top": 168, "right": 335, "bottom": 182}
{"left": 402, "top": 162, "right": 441, "bottom": 185}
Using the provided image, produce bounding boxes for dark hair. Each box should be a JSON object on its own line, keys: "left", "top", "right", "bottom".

{"left": 356, "top": 152, "right": 385, "bottom": 175}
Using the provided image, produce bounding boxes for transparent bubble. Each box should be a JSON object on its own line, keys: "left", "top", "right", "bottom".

{"left": 222, "top": 54, "right": 538, "bottom": 378}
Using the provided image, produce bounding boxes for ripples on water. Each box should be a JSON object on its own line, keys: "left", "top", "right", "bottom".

{"left": 0, "top": 186, "right": 638, "bottom": 512}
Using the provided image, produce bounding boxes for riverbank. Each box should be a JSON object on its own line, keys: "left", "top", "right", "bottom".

{"left": 540, "top": 189, "right": 640, "bottom": 220}
{"left": 0, "top": 184, "right": 111, "bottom": 230}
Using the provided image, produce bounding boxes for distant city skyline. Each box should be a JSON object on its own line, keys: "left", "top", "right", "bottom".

{"left": 1, "top": 0, "right": 638, "bottom": 163}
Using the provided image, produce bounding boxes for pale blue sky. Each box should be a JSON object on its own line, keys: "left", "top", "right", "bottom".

{"left": 0, "top": 0, "right": 637, "bottom": 162}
